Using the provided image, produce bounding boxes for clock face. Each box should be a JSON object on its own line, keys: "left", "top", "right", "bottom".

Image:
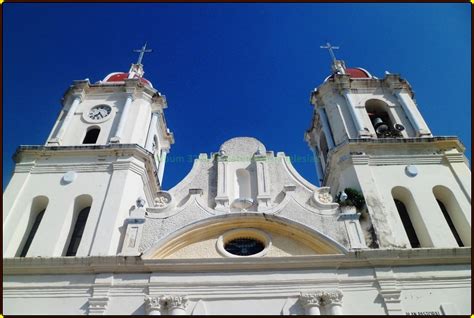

{"left": 88, "top": 105, "right": 112, "bottom": 121}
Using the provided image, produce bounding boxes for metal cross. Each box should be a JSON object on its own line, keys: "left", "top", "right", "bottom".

{"left": 320, "top": 42, "right": 339, "bottom": 64}
{"left": 133, "top": 42, "right": 153, "bottom": 65}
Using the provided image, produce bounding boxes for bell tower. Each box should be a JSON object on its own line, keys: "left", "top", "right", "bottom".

{"left": 305, "top": 44, "right": 471, "bottom": 249}
{"left": 3, "top": 44, "right": 174, "bottom": 258}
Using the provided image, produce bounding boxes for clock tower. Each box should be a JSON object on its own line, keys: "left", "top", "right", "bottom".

{"left": 305, "top": 45, "right": 471, "bottom": 249}
{"left": 3, "top": 44, "right": 174, "bottom": 257}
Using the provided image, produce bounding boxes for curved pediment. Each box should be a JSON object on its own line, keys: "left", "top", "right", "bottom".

{"left": 156, "top": 136, "right": 339, "bottom": 215}
{"left": 143, "top": 214, "right": 347, "bottom": 259}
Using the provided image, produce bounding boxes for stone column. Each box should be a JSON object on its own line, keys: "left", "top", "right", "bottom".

{"left": 144, "top": 296, "right": 164, "bottom": 315}
{"left": 111, "top": 93, "right": 134, "bottom": 143}
{"left": 299, "top": 292, "right": 323, "bottom": 315}
{"left": 166, "top": 295, "right": 189, "bottom": 315}
{"left": 322, "top": 290, "right": 344, "bottom": 315}
{"left": 51, "top": 94, "right": 83, "bottom": 144}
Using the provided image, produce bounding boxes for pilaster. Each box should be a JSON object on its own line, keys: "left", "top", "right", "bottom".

{"left": 145, "top": 113, "right": 160, "bottom": 151}
{"left": 110, "top": 91, "right": 135, "bottom": 143}
{"left": 49, "top": 92, "right": 85, "bottom": 145}
{"left": 215, "top": 153, "right": 230, "bottom": 211}
{"left": 338, "top": 206, "right": 367, "bottom": 249}
{"left": 87, "top": 273, "right": 113, "bottom": 315}
{"left": 317, "top": 107, "right": 336, "bottom": 149}
{"left": 254, "top": 152, "right": 271, "bottom": 211}
{"left": 334, "top": 75, "right": 370, "bottom": 138}
{"left": 375, "top": 267, "right": 403, "bottom": 315}
{"left": 120, "top": 199, "right": 146, "bottom": 256}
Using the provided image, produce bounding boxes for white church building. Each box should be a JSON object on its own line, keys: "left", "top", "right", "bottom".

{"left": 3, "top": 44, "right": 471, "bottom": 315}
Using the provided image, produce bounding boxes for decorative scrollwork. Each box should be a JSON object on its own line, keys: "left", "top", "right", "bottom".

{"left": 153, "top": 191, "right": 172, "bottom": 209}
{"left": 310, "top": 187, "right": 339, "bottom": 210}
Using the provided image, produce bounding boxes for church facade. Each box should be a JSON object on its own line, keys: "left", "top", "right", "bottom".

{"left": 3, "top": 47, "right": 471, "bottom": 315}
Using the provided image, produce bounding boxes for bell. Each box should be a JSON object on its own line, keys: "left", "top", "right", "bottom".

{"left": 373, "top": 117, "right": 389, "bottom": 134}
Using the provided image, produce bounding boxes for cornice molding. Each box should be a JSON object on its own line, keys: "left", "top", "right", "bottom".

{"left": 3, "top": 247, "right": 470, "bottom": 275}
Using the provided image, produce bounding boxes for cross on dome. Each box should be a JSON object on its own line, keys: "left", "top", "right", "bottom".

{"left": 320, "top": 42, "right": 347, "bottom": 75}
{"left": 320, "top": 42, "right": 339, "bottom": 64}
{"left": 133, "top": 42, "right": 153, "bottom": 65}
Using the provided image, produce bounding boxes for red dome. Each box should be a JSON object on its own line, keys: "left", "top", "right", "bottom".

{"left": 103, "top": 72, "right": 152, "bottom": 87}
{"left": 345, "top": 67, "right": 372, "bottom": 78}
{"left": 324, "top": 67, "right": 373, "bottom": 82}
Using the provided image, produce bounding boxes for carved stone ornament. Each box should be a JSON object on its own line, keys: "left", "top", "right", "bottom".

{"left": 146, "top": 191, "right": 177, "bottom": 218}
{"left": 320, "top": 289, "right": 344, "bottom": 306}
{"left": 153, "top": 191, "right": 172, "bottom": 209}
{"left": 318, "top": 191, "right": 333, "bottom": 204}
{"left": 144, "top": 296, "right": 163, "bottom": 313}
{"left": 300, "top": 290, "right": 343, "bottom": 307}
{"left": 299, "top": 291, "right": 324, "bottom": 307}
{"left": 310, "top": 187, "right": 339, "bottom": 210}
{"left": 146, "top": 295, "right": 189, "bottom": 312}
{"left": 166, "top": 295, "right": 189, "bottom": 310}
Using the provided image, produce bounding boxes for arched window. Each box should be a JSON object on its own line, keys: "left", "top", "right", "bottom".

{"left": 436, "top": 200, "right": 463, "bottom": 247}
{"left": 392, "top": 187, "right": 431, "bottom": 248}
{"left": 152, "top": 135, "right": 159, "bottom": 151}
{"left": 17, "top": 196, "right": 48, "bottom": 257}
{"left": 319, "top": 132, "right": 329, "bottom": 165}
{"left": 83, "top": 127, "right": 100, "bottom": 144}
{"left": 365, "top": 99, "right": 399, "bottom": 138}
{"left": 19, "top": 210, "right": 45, "bottom": 257}
{"left": 393, "top": 199, "right": 420, "bottom": 248}
{"left": 433, "top": 185, "right": 470, "bottom": 247}
{"left": 65, "top": 207, "right": 90, "bottom": 256}
{"left": 236, "top": 169, "right": 251, "bottom": 199}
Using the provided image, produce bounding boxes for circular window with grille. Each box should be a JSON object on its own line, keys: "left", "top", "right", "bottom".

{"left": 217, "top": 228, "right": 271, "bottom": 257}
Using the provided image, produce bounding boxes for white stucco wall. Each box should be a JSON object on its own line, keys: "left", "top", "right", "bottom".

{"left": 3, "top": 255, "right": 470, "bottom": 315}
{"left": 3, "top": 148, "right": 153, "bottom": 257}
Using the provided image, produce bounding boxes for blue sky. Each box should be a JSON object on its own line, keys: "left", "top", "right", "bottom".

{"left": 3, "top": 3, "right": 471, "bottom": 190}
